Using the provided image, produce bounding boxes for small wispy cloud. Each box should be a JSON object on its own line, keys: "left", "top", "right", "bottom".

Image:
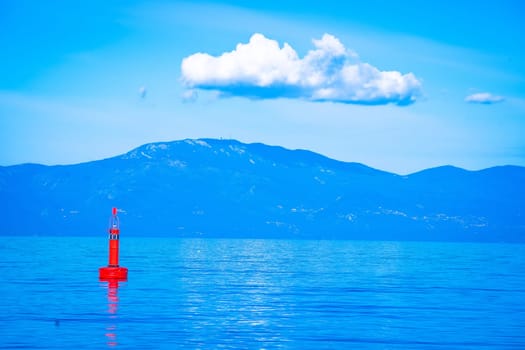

{"left": 138, "top": 86, "right": 147, "bottom": 99}
{"left": 181, "top": 33, "right": 422, "bottom": 106}
{"left": 181, "top": 89, "right": 198, "bottom": 103}
{"left": 465, "top": 92, "right": 504, "bottom": 104}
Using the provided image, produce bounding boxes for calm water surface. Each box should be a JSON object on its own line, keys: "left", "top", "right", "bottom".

{"left": 1, "top": 237, "right": 524, "bottom": 349}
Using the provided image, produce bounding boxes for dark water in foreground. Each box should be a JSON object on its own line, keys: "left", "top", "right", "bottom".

{"left": 1, "top": 237, "right": 524, "bottom": 349}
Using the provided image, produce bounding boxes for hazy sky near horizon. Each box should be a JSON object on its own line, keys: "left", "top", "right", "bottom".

{"left": 1, "top": 0, "right": 524, "bottom": 174}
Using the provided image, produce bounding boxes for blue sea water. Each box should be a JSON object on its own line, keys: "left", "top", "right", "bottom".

{"left": 1, "top": 237, "right": 524, "bottom": 349}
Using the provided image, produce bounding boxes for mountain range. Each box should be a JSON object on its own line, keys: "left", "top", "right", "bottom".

{"left": 1, "top": 138, "right": 524, "bottom": 242}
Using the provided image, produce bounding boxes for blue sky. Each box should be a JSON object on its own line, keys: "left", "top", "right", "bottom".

{"left": 1, "top": 0, "right": 524, "bottom": 174}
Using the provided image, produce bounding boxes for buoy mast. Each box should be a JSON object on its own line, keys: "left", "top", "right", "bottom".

{"left": 99, "top": 208, "right": 128, "bottom": 281}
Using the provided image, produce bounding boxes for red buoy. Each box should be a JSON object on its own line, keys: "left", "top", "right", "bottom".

{"left": 99, "top": 208, "right": 128, "bottom": 281}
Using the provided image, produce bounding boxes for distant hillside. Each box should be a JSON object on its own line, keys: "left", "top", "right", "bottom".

{"left": 1, "top": 138, "right": 524, "bottom": 242}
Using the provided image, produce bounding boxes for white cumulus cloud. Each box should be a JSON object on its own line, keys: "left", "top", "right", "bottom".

{"left": 465, "top": 92, "right": 504, "bottom": 104}
{"left": 181, "top": 33, "right": 422, "bottom": 106}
